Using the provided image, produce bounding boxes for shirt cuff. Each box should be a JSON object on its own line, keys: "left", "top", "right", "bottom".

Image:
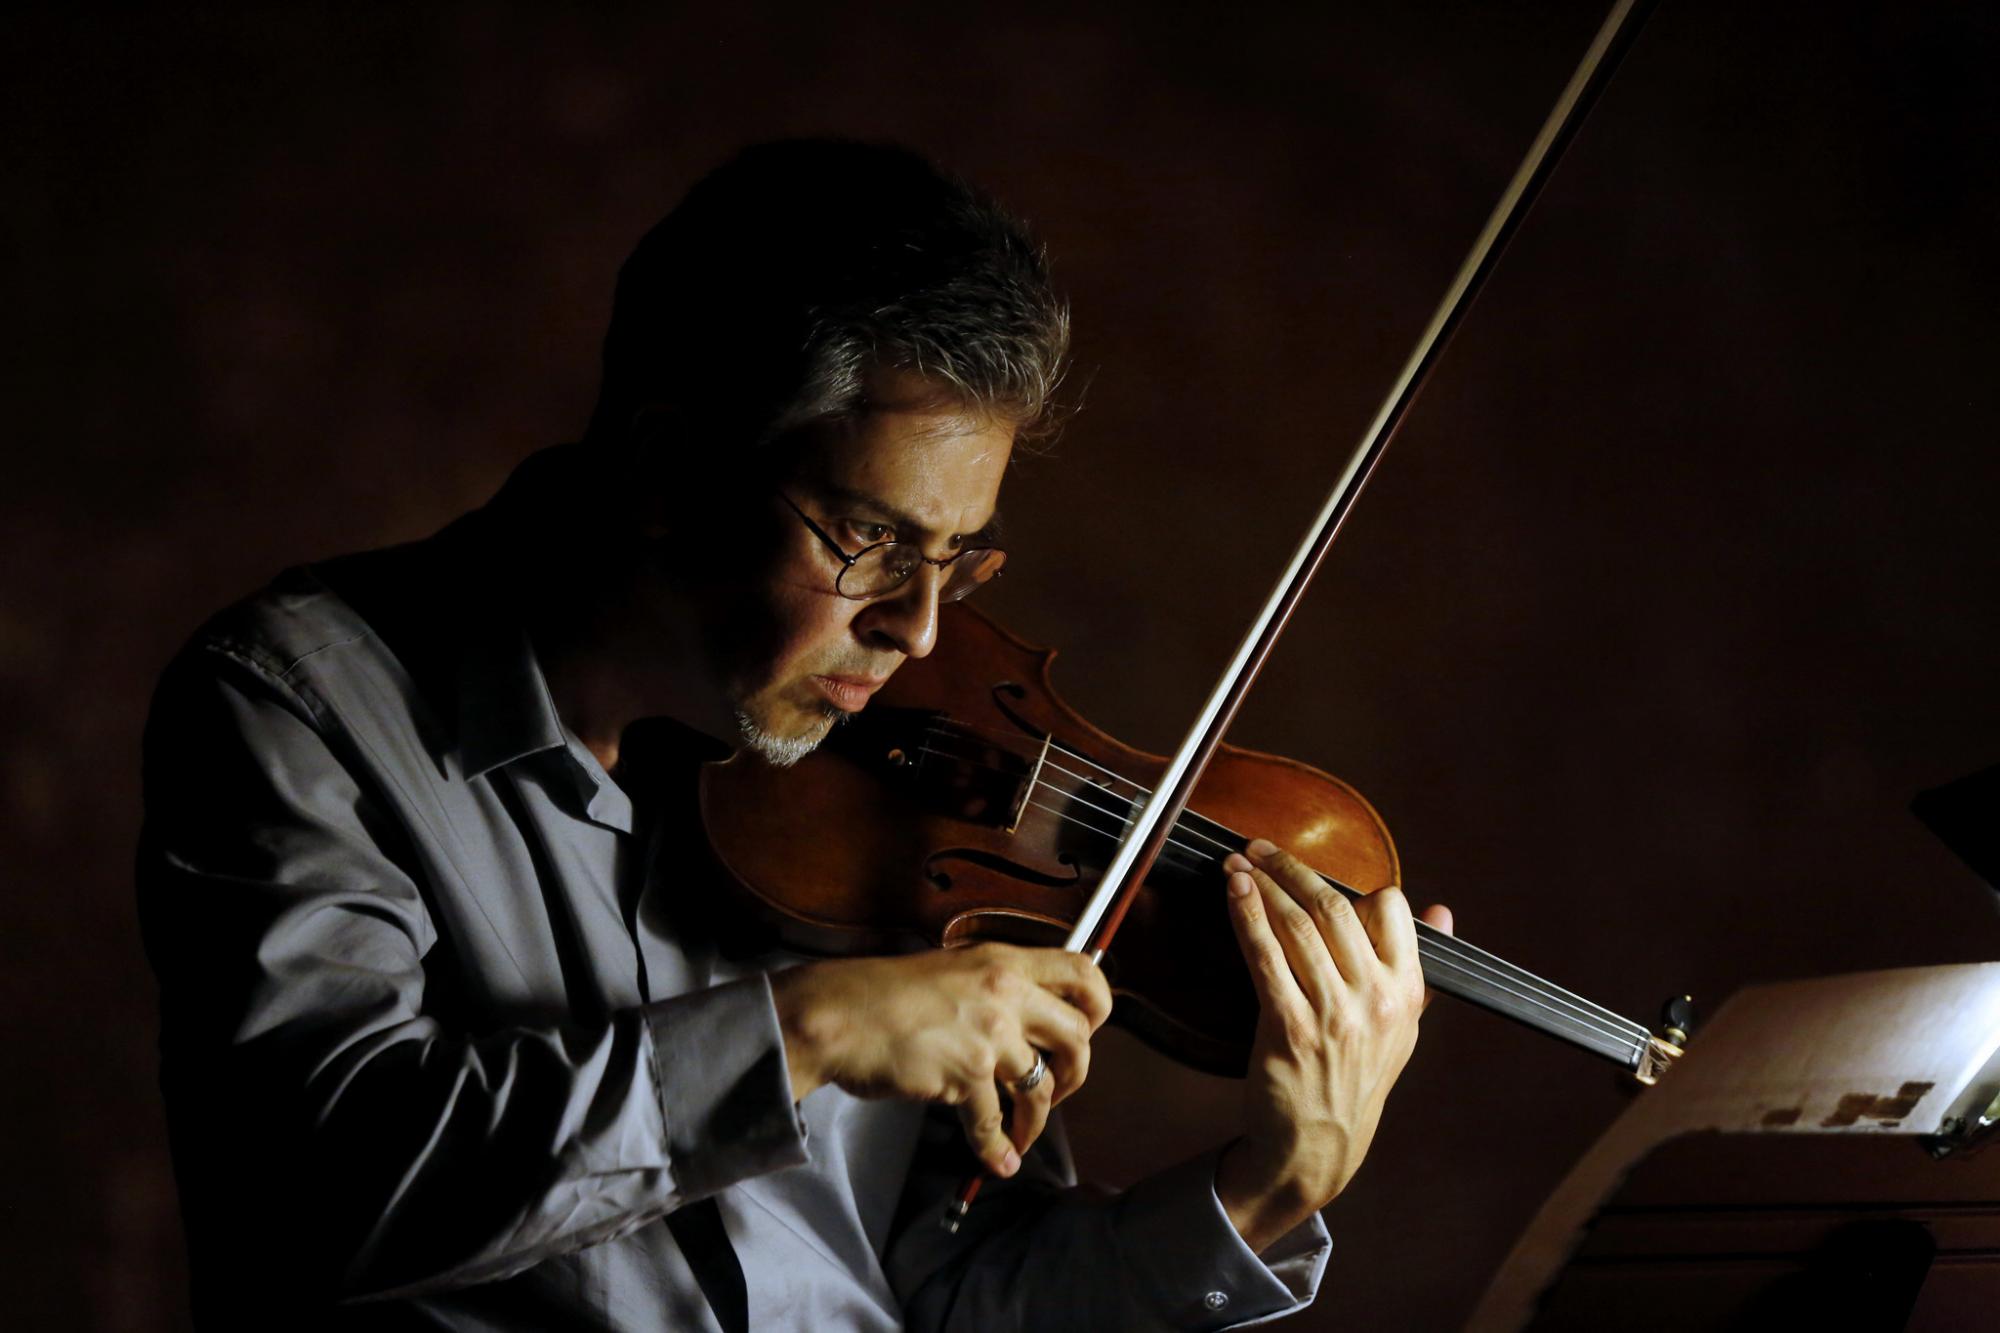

{"left": 1112, "top": 1148, "right": 1332, "bottom": 1329}
{"left": 640, "top": 973, "right": 810, "bottom": 1200}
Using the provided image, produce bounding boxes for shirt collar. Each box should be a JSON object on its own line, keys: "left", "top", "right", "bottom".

{"left": 454, "top": 611, "right": 638, "bottom": 832}
{"left": 456, "top": 614, "right": 568, "bottom": 781}
{"left": 447, "top": 443, "right": 590, "bottom": 780}
{"left": 445, "top": 443, "right": 640, "bottom": 832}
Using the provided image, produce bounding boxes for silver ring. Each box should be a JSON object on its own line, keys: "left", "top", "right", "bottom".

{"left": 1010, "top": 1050, "right": 1049, "bottom": 1095}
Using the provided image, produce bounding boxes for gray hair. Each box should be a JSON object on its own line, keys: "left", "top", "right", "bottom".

{"left": 591, "top": 139, "right": 1071, "bottom": 470}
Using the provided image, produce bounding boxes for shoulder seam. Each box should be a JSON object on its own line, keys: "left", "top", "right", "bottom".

{"left": 195, "top": 635, "right": 363, "bottom": 734}
{"left": 193, "top": 567, "right": 379, "bottom": 681}
{"left": 277, "top": 628, "right": 376, "bottom": 680}
{"left": 200, "top": 630, "right": 371, "bottom": 684}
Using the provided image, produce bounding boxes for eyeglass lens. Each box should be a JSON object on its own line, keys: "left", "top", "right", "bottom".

{"left": 837, "top": 545, "right": 1006, "bottom": 602}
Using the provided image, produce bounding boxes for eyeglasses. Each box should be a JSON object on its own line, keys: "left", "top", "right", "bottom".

{"left": 779, "top": 493, "right": 1007, "bottom": 602}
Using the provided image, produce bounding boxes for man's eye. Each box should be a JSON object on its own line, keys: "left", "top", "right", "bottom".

{"left": 847, "top": 521, "right": 893, "bottom": 546}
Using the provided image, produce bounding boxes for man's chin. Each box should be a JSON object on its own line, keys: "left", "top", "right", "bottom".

{"left": 732, "top": 701, "right": 845, "bottom": 769}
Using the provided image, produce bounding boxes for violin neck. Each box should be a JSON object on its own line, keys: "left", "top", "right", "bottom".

{"left": 1173, "top": 807, "right": 1655, "bottom": 1070}
{"left": 1404, "top": 910, "right": 1653, "bottom": 1071}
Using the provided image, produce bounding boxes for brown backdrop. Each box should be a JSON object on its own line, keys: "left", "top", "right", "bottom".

{"left": 7, "top": 2, "right": 1998, "bottom": 1328}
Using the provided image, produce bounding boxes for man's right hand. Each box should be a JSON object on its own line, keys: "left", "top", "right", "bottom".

{"left": 767, "top": 944, "right": 1113, "bottom": 1178}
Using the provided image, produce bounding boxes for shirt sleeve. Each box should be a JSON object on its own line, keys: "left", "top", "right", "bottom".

{"left": 136, "top": 643, "right": 808, "bottom": 1309}
{"left": 885, "top": 1107, "right": 1330, "bottom": 1331}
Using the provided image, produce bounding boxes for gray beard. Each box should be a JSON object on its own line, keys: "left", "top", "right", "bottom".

{"left": 733, "top": 705, "right": 843, "bottom": 768}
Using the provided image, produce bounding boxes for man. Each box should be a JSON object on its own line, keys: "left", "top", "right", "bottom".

{"left": 139, "top": 139, "right": 1450, "bottom": 1330}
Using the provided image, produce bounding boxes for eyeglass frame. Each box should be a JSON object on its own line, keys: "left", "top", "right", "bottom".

{"left": 777, "top": 492, "right": 1005, "bottom": 602}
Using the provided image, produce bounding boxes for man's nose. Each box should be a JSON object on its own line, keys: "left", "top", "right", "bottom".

{"left": 857, "top": 564, "right": 942, "bottom": 659}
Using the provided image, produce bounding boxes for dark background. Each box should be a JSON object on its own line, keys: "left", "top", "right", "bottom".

{"left": 7, "top": 2, "right": 1998, "bottom": 1328}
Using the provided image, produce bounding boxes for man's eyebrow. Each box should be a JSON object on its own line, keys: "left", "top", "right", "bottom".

{"left": 806, "top": 481, "right": 1001, "bottom": 543}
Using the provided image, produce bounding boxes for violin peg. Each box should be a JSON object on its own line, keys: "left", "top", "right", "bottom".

{"left": 1632, "top": 995, "right": 1695, "bottom": 1086}
{"left": 1660, "top": 994, "right": 1696, "bottom": 1048}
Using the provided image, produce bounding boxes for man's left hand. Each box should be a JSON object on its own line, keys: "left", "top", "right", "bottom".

{"left": 1213, "top": 838, "right": 1453, "bottom": 1252}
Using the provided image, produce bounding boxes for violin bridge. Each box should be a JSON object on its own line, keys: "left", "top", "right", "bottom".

{"left": 1633, "top": 1035, "right": 1685, "bottom": 1086}
{"left": 1004, "top": 732, "right": 1054, "bottom": 835}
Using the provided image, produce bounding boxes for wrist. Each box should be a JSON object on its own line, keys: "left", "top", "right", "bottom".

{"left": 767, "top": 965, "right": 836, "bottom": 1102}
{"left": 1215, "top": 1138, "right": 1326, "bottom": 1254}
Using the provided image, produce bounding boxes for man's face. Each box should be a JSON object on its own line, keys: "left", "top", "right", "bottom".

{"left": 712, "top": 373, "right": 1014, "bottom": 764}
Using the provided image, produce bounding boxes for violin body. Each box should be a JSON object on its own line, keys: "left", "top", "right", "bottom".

{"left": 701, "top": 603, "right": 1400, "bottom": 1077}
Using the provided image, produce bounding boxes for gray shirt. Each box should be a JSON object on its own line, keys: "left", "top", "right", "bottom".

{"left": 136, "top": 451, "right": 1331, "bottom": 1329}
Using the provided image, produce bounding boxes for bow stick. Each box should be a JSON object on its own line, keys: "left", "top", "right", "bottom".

{"left": 949, "top": 0, "right": 1666, "bottom": 1230}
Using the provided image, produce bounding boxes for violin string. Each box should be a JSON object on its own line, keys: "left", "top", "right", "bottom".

{"left": 914, "top": 721, "right": 1651, "bottom": 1051}
{"left": 1008, "top": 791, "right": 1645, "bottom": 1057}
{"left": 916, "top": 722, "right": 1650, "bottom": 1047}
{"left": 916, "top": 718, "right": 1649, "bottom": 1039}
{"left": 927, "top": 716, "right": 1164, "bottom": 809}
{"left": 918, "top": 719, "right": 1213, "bottom": 850}
{"left": 915, "top": 721, "right": 1647, "bottom": 1035}
{"left": 1376, "top": 945, "right": 1647, "bottom": 1057}
{"left": 914, "top": 723, "right": 1648, "bottom": 1046}
{"left": 994, "top": 776, "right": 1212, "bottom": 875}
{"left": 912, "top": 734, "right": 1193, "bottom": 857}
{"left": 1405, "top": 922, "right": 1647, "bottom": 1041}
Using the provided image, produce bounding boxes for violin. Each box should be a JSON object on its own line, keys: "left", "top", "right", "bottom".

{"left": 701, "top": 603, "right": 1679, "bottom": 1082}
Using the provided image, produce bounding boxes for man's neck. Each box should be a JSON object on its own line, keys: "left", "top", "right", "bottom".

{"left": 527, "top": 586, "right": 736, "bottom": 776}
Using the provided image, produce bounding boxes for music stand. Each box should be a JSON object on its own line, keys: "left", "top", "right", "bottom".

{"left": 1471, "top": 963, "right": 2000, "bottom": 1331}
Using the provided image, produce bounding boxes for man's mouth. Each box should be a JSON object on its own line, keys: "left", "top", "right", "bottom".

{"left": 810, "top": 674, "right": 891, "bottom": 712}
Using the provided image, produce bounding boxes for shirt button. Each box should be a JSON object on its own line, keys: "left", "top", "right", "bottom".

{"left": 1204, "top": 1290, "right": 1229, "bottom": 1311}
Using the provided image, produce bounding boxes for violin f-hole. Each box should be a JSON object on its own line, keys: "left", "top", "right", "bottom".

{"left": 988, "top": 681, "right": 1045, "bottom": 742}
{"left": 923, "top": 846, "right": 1084, "bottom": 893}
